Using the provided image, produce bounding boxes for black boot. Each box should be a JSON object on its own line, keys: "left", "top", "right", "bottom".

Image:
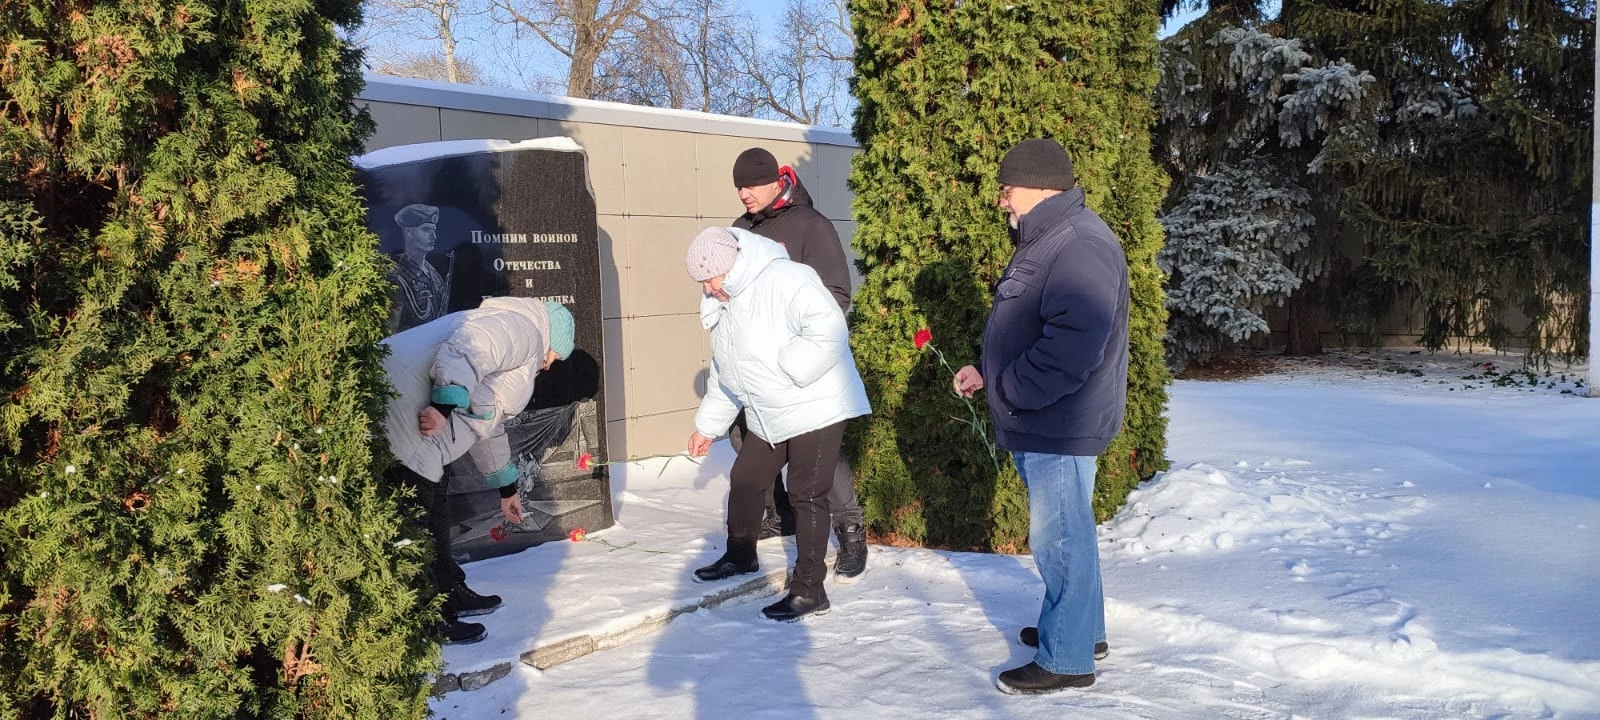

{"left": 758, "top": 509, "right": 786, "bottom": 541}
{"left": 439, "top": 618, "right": 487, "bottom": 645}
{"left": 833, "top": 523, "right": 867, "bottom": 581}
{"left": 692, "top": 553, "right": 759, "bottom": 582}
{"left": 760, "top": 593, "right": 830, "bottom": 622}
{"left": 1018, "top": 626, "right": 1109, "bottom": 660}
{"left": 445, "top": 583, "right": 502, "bottom": 618}
{"left": 996, "top": 662, "right": 1094, "bottom": 694}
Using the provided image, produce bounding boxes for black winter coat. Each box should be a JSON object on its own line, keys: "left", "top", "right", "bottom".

{"left": 733, "top": 173, "right": 852, "bottom": 312}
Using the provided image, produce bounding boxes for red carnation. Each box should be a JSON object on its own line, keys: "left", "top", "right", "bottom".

{"left": 489, "top": 526, "right": 507, "bottom": 542}
{"left": 568, "top": 527, "right": 587, "bottom": 542}
{"left": 914, "top": 328, "right": 932, "bottom": 350}
{"left": 577, "top": 452, "right": 592, "bottom": 470}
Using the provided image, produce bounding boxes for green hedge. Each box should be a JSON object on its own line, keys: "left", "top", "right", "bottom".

{"left": 0, "top": 1, "right": 435, "bottom": 717}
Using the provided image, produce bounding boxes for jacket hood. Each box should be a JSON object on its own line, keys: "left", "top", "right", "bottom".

{"left": 723, "top": 227, "right": 788, "bottom": 296}
{"left": 699, "top": 227, "right": 788, "bottom": 330}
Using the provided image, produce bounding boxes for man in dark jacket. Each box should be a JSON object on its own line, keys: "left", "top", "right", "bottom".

{"left": 954, "top": 138, "right": 1129, "bottom": 695}
{"left": 727, "top": 146, "right": 867, "bottom": 581}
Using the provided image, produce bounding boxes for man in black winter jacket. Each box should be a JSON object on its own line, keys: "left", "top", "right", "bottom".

{"left": 725, "top": 146, "right": 867, "bottom": 581}
{"left": 954, "top": 138, "right": 1129, "bottom": 695}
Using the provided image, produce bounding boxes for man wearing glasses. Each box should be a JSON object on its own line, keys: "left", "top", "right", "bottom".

{"left": 954, "top": 138, "right": 1129, "bottom": 694}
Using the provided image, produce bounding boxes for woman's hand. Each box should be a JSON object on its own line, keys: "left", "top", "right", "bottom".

{"left": 687, "top": 431, "right": 714, "bottom": 458}
{"left": 500, "top": 495, "right": 524, "bottom": 524}
{"left": 418, "top": 406, "right": 447, "bottom": 437}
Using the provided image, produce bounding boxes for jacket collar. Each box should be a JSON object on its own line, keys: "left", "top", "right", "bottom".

{"left": 1015, "top": 188, "right": 1086, "bottom": 248}
{"left": 699, "top": 228, "right": 789, "bottom": 330}
{"left": 742, "top": 172, "right": 815, "bottom": 224}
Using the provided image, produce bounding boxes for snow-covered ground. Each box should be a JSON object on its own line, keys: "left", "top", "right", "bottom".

{"left": 434, "top": 349, "right": 1600, "bottom": 719}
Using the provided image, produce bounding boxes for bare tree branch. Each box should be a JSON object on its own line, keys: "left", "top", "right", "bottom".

{"left": 373, "top": 52, "right": 488, "bottom": 85}
{"left": 489, "top": 0, "right": 666, "bottom": 98}
{"left": 723, "top": 0, "right": 853, "bottom": 126}
{"left": 361, "top": 0, "right": 480, "bottom": 84}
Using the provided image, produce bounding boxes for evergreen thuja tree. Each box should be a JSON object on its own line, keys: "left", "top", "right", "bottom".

{"left": 847, "top": 0, "right": 1170, "bottom": 551}
{"left": 0, "top": 2, "right": 435, "bottom": 718}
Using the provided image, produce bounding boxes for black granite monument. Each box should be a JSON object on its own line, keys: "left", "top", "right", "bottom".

{"left": 355, "top": 138, "right": 612, "bottom": 561}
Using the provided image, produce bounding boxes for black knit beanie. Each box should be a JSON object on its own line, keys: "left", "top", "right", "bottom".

{"left": 732, "top": 147, "right": 780, "bottom": 187}
{"left": 998, "top": 138, "right": 1075, "bottom": 190}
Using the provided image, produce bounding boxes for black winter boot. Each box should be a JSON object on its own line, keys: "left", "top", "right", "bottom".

{"left": 446, "top": 583, "right": 502, "bottom": 618}
{"left": 692, "top": 553, "right": 759, "bottom": 582}
{"left": 996, "top": 662, "right": 1094, "bottom": 695}
{"left": 439, "top": 618, "right": 487, "bottom": 645}
{"left": 760, "top": 593, "right": 830, "bottom": 622}
{"left": 832, "top": 524, "right": 867, "bottom": 581}
{"left": 758, "top": 509, "right": 787, "bottom": 541}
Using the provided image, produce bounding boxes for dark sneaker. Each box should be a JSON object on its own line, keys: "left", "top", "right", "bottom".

{"left": 692, "top": 555, "right": 759, "bottom": 582}
{"left": 996, "top": 662, "right": 1094, "bottom": 695}
{"left": 440, "top": 619, "right": 487, "bottom": 645}
{"left": 1018, "top": 627, "right": 1109, "bottom": 660}
{"left": 833, "top": 524, "right": 867, "bottom": 581}
{"left": 760, "top": 593, "right": 830, "bottom": 622}
{"left": 446, "top": 584, "right": 502, "bottom": 617}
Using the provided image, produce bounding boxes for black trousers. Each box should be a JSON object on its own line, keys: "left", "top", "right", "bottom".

{"left": 725, "top": 419, "right": 847, "bottom": 601}
{"left": 386, "top": 464, "right": 466, "bottom": 619}
{"left": 729, "top": 411, "right": 864, "bottom": 528}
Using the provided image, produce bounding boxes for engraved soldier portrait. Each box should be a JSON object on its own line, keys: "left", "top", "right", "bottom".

{"left": 388, "top": 203, "right": 453, "bottom": 332}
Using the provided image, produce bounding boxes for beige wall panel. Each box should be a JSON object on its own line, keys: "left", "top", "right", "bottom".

{"left": 624, "top": 409, "right": 701, "bottom": 457}
{"left": 543, "top": 120, "right": 628, "bottom": 216}
{"left": 620, "top": 128, "right": 700, "bottom": 217}
{"left": 808, "top": 144, "right": 858, "bottom": 222}
{"left": 596, "top": 214, "right": 627, "bottom": 321}
{"left": 760, "top": 141, "right": 814, "bottom": 170}
{"left": 622, "top": 314, "right": 710, "bottom": 419}
{"left": 438, "top": 109, "right": 540, "bottom": 143}
{"left": 694, "top": 136, "right": 752, "bottom": 221}
{"left": 602, "top": 317, "right": 628, "bottom": 422}
{"left": 360, "top": 101, "right": 441, "bottom": 151}
{"left": 621, "top": 216, "right": 706, "bottom": 317}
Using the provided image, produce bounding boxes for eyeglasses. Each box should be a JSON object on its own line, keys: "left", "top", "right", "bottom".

{"left": 997, "top": 185, "right": 1016, "bottom": 204}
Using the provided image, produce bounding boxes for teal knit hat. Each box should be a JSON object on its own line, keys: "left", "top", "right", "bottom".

{"left": 544, "top": 301, "right": 575, "bottom": 360}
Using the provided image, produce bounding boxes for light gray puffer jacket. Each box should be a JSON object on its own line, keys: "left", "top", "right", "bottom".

{"left": 383, "top": 296, "right": 553, "bottom": 485}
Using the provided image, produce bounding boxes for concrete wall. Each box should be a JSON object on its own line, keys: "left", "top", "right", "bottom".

{"left": 357, "top": 76, "right": 860, "bottom": 457}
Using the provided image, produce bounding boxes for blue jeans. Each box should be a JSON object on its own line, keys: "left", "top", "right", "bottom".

{"left": 1013, "top": 452, "right": 1106, "bottom": 675}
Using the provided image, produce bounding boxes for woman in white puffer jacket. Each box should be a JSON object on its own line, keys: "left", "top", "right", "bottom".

{"left": 684, "top": 226, "right": 870, "bottom": 622}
